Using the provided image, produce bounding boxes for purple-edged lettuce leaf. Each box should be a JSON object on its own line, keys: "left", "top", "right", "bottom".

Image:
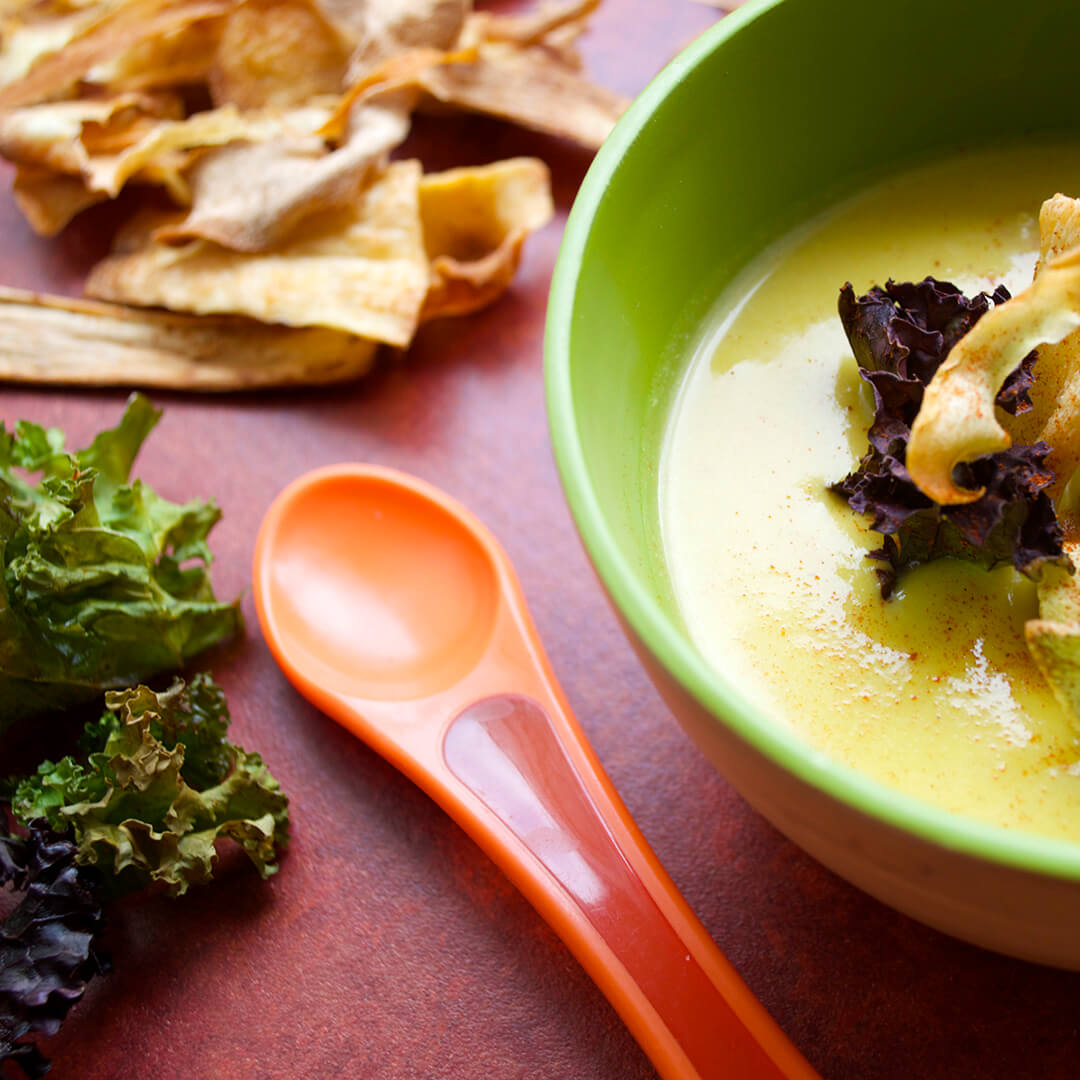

{"left": 0, "top": 819, "right": 107, "bottom": 1078}
{"left": 0, "top": 393, "right": 241, "bottom": 735}
{"left": 11, "top": 676, "right": 290, "bottom": 898}
{"left": 830, "top": 277, "right": 1070, "bottom": 596}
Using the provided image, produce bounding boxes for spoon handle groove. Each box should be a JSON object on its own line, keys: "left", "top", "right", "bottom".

{"left": 441, "top": 692, "right": 818, "bottom": 1080}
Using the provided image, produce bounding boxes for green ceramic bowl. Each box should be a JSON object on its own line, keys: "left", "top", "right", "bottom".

{"left": 545, "top": 0, "right": 1080, "bottom": 967}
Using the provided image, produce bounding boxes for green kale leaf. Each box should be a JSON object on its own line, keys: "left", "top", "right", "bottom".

{"left": 0, "top": 393, "right": 241, "bottom": 734}
{"left": 10, "top": 675, "right": 289, "bottom": 898}
{"left": 830, "top": 278, "right": 1071, "bottom": 596}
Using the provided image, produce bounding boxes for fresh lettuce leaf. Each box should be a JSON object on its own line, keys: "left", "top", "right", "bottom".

{"left": 830, "top": 278, "right": 1071, "bottom": 596}
{"left": 11, "top": 676, "right": 289, "bottom": 898}
{"left": 0, "top": 394, "right": 241, "bottom": 734}
{"left": 0, "top": 819, "right": 107, "bottom": 1079}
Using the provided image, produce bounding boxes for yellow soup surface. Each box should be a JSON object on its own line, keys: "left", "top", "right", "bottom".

{"left": 661, "top": 142, "right": 1080, "bottom": 842}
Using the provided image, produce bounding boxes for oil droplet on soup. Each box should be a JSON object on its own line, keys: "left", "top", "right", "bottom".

{"left": 661, "top": 142, "right": 1080, "bottom": 842}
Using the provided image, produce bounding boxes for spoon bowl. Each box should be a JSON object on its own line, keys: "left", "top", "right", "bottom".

{"left": 254, "top": 463, "right": 819, "bottom": 1080}
{"left": 258, "top": 468, "right": 499, "bottom": 701}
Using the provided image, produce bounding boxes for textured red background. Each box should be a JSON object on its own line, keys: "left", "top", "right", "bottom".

{"left": 3, "top": 2, "right": 1080, "bottom": 1078}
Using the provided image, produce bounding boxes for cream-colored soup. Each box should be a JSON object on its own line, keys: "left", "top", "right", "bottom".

{"left": 661, "top": 143, "right": 1080, "bottom": 841}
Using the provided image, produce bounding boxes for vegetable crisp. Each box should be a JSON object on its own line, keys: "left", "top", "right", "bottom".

{"left": 830, "top": 277, "right": 1066, "bottom": 598}
{"left": 834, "top": 194, "right": 1080, "bottom": 723}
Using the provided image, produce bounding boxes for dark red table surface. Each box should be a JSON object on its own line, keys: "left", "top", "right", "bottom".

{"left": 3, "top": 3, "right": 1080, "bottom": 1078}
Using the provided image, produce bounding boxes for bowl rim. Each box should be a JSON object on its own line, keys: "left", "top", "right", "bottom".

{"left": 544, "top": 0, "right": 1080, "bottom": 882}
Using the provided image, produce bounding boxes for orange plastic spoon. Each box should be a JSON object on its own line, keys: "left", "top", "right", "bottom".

{"left": 253, "top": 463, "right": 820, "bottom": 1080}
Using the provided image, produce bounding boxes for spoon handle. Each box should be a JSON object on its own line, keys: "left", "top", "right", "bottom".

{"left": 438, "top": 691, "right": 818, "bottom": 1080}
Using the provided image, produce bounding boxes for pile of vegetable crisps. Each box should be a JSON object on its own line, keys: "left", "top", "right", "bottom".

{"left": 0, "top": 0, "right": 626, "bottom": 389}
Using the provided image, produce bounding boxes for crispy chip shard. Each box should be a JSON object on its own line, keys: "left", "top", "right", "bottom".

{"left": 12, "top": 163, "right": 107, "bottom": 234}
{"left": 319, "top": 45, "right": 474, "bottom": 140}
{"left": 1025, "top": 616, "right": 1080, "bottom": 723}
{"left": 0, "top": 0, "right": 234, "bottom": 108}
{"left": 85, "top": 159, "right": 430, "bottom": 345}
{"left": 343, "top": 0, "right": 469, "bottom": 79}
{"left": 153, "top": 101, "right": 409, "bottom": 251}
{"left": 82, "top": 103, "right": 290, "bottom": 196}
{"left": 464, "top": 0, "right": 599, "bottom": 47}
{"left": 0, "top": 99, "right": 329, "bottom": 206}
{"left": 1026, "top": 540, "right": 1080, "bottom": 727}
{"left": 427, "top": 0, "right": 624, "bottom": 148}
{"left": 907, "top": 242, "right": 1080, "bottom": 505}
{"left": 418, "top": 156, "right": 553, "bottom": 321}
{"left": 332, "top": 0, "right": 627, "bottom": 150}
{"left": 0, "top": 92, "right": 181, "bottom": 177}
{"left": 87, "top": 15, "right": 224, "bottom": 92}
{"left": 0, "top": 0, "right": 122, "bottom": 88}
{"left": 1005, "top": 195, "right": 1080, "bottom": 500}
{"left": 414, "top": 37, "right": 626, "bottom": 149}
{"left": 208, "top": 0, "right": 350, "bottom": 109}
{"left": 0, "top": 284, "right": 377, "bottom": 388}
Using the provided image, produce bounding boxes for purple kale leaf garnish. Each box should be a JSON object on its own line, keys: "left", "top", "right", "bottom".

{"left": 0, "top": 819, "right": 107, "bottom": 1077}
{"left": 830, "top": 277, "right": 1067, "bottom": 597}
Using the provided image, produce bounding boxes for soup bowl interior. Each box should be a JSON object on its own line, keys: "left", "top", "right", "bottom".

{"left": 545, "top": 0, "right": 1080, "bottom": 967}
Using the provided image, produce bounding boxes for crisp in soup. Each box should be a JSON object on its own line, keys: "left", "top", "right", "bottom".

{"left": 661, "top": 143, "right": 1080, "bottom": 842}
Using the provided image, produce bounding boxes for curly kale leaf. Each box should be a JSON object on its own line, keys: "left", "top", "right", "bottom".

{"left": 830, "top": 278, "right": 1069, "bottom": 597}
{"left": 0, "top": 819, "right": 107, "bottom": 1078}
{"left": 0, "top": 393, "right": 241, "bottom": 735}
{"left": 11, "top": 676, "right": 289, "bottom": 898}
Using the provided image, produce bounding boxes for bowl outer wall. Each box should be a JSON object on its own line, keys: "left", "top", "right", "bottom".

{"left": 544, "top": 0, "right": 1080, "bottom": 963}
